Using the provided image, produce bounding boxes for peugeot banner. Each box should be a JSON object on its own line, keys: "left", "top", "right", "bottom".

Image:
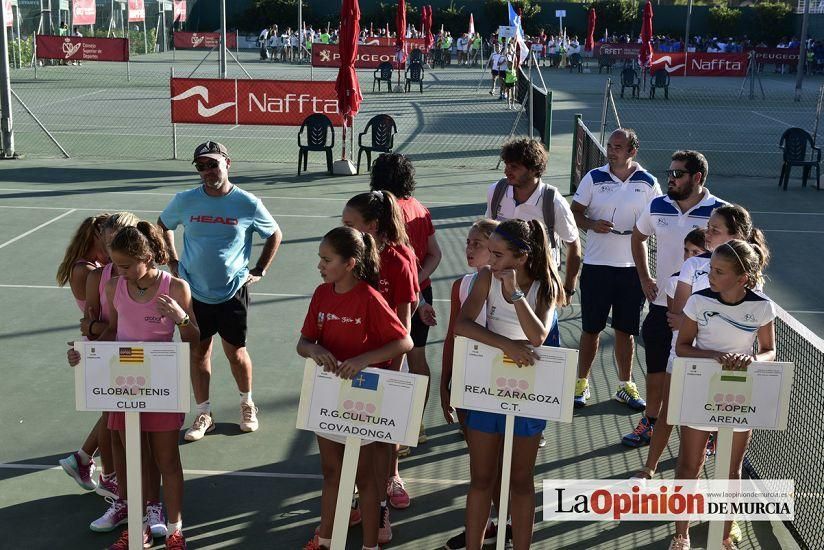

{"left": 312, "top": 43, "right": 396, "bottom": 69}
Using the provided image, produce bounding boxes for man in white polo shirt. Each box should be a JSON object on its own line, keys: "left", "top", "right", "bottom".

{"left": 570, "top": 129, "right": 661, "bottom": 412}
{"left": 626, "top": 150, "right": 726, "bottom": 448}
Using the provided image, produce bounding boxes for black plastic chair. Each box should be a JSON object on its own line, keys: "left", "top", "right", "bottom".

{"left": 409, "top": 48, "right": 423, "bottom": 63}
{"left": 779, "top": 127, "right": 821, "bottom": 190}
{"left": 357, "top": 114, "right": 397, "bottom": 174}
{"left": 620, "top": 67, "right": 640, "bottom": 98}
{"left": 432, "top": 48, "right": 442, "bottom": 68}
{"left": 568, "top": 53, "right": 583, "bottom": 73}
{"left": 405, "top": 61, "right": 424, "bottom": 93}
{"left": 598, "top": 54, "right": 614, "bottom": 74}
{"left": 649, "top": 69, "right": 670, "bottom": 99}
{"left": 297, "top": 114, "right": 335, "bottom": 175}
{"left": 372, "top": 61, "right": 393, "bottom": 92}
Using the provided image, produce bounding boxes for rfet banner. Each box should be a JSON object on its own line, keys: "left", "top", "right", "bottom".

{"left": 36, "top": 35, "right": 130, "bottom": 62}
{"left": 593, "top": 42, "right": 642, "bottom": 59}
{"left": 173, "top": 0, "right": 186, "bottom": 22}
{"left": 173, "top": 32, "right": 237, "bottom": 49}
{"left": 753, "top": 47, "right": 800, "bottom": 65}
{"left": 650, "top": 52, "right": 747, "bottom": 77}
{"left": 127, "top": 0, "right": 144, "bottom": 23}
{"left": 72, "top": 0, "right": 95, "bottom": 25}
{"left": 170, "top": 77, "right": 344, "bottom": 126}
{"left": 312, "top": 43, "right": 396, "bottom": 69}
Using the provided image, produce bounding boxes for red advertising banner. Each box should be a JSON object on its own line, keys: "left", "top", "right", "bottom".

{"left": 173, "top": 32, "right": 237, "bottom": 49}
{"left": 650, "top": 52, "right": 747, "bottom": 77}
{"left": 173, "top": 0, "right": 186, "bottom": 22}
{"left": 170, "top": 78, "right": 344, "bottom": 126}
{"left": 593, "top": 43, "right": 642, "bottom": 59}
{"left": 361, "top": 36, "right": 426, "bottom": 49}
{"left": 127, "top": 0, "right": 144, "bottom": 23}
{"left": 72, "top": 0, "right": 96, "bottom": 26}
{"left": 312, "top": 43, "right": 396, "bottom": 69}
{"left": 36, "top": 35, "right": 130, "bottom": 62}
{"left": 753, "top": 47, "right": 800, "bottom": 64}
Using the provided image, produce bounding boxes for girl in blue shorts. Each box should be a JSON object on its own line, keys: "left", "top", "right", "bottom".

{"left": 455, "top": 218, "right": 565, "bottom": 550}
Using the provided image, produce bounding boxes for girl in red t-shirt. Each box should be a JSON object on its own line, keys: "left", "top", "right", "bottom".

{"left": 297, "top": 226, "right": 413, "bottom": 550}
{"left": 342, "top": 190, "right": 420, "bottom": 532}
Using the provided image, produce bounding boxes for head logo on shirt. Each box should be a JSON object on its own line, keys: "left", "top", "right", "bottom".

{"left": 656, "top": 217, "right": 669, "bottom": 227}
{"left": 697, "top": 310, "right": 758, "bottom": 332}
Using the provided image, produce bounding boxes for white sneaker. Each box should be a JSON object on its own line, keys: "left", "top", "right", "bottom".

{"left": 90, "top": 497, "right": 128, "bottom": 532}
{"left": 145, "top": 501, "right": 167, "bottom": 538}
{"left": 184, "top": 412, "right": 215, "bottom": 441}
{"left": 240, "top": 402, "right": 259, "bottom": 432}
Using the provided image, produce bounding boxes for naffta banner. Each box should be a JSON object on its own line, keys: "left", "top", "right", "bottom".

{"left": 312, "top": 43, "right": 396, "bottom": 69}
{"left": 651, "top": 52, "right": 748, "bottom": 77}
{"left": 170, "top": 77, "right": 343, "bottom": 126}
{"left": 72, "top": 0, "right": 96, "bottom": 26}
{"left": 127, "top": 0, "right": 144, "bottom": 23}
{"left": 36, "top": 35, "right": 129, "bottom": 62}
{"left": 173, "top": 32, "right": 237, "bottom": 50}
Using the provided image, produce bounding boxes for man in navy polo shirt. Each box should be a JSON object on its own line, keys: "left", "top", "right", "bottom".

{"left": 159, "top": 141, "right": 283, "bottom": 441}
{"left": 571, "top": 128, "right": 661, "bottom": 412}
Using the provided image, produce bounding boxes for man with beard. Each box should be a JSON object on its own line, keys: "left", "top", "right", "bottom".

{"left": 626, "top": 150, "right": 726, "bottom": 448}
{"left": 570, "top": 129, "right": 661, "bottom": 412}
{"left": 158, "top": 141, "right": 283, "bottom": 441}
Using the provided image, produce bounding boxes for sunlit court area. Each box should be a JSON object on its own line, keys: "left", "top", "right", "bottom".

{"left": 1, "top": 0, "right": 824, "bottom": 549}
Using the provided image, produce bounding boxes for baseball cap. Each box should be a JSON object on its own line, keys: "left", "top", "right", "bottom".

{"left": 192, "top": 141, "right": 230, "bottom": 163}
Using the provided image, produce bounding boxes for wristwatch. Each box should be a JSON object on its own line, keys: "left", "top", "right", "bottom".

{"left": 176, "top": 314, "right": 190, "bottom": 327}
{"left": 564, "top": 287, "right": 577, "bottom": 296}
{"left": 510, "top": 289, "right": 526, "bottom": 302}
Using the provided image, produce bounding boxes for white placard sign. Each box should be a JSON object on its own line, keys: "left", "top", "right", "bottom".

{"left": 296, "top": 361, "right": 427, "bottom": 446}
{"left": 74, "top": 341, "right": 190, "bottom": 413}
{"left": 668, "top": 358, "right": 794, "bottom": 430}
{"left": 555, "top": 9, "right": 567, "bottom": 17}
{"left": 498, "top": 25, "right": 516, "bottom": 39}
{"left": 450, "top": 336, "right": 578, "bottom": 423}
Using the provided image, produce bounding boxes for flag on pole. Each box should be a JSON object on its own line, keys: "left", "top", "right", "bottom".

{"left": 507, "top": 1, "right": 528, "bottom": 63}
{"left": 468, "top": 13, "right": 475, "bottom": 35}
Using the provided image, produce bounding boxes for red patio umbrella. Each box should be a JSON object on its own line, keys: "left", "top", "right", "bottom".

{"left": 639, "top": 0, "right": 653, "bottom": 68}
{"left": 585, "top": 8, "right": 596, "bottom": 52}
{"left": 335, "top": 0, "right": 363, "bottom": 160}
{"left": 395, "top": 0, "right": 407, "bottom": 85}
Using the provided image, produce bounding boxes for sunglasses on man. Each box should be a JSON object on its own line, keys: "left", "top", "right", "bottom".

{"left": 195, "top": 161, "right": 220, "bottom": 171}
{"left": 663, "top": 169, "right": 693, "bottom": 179}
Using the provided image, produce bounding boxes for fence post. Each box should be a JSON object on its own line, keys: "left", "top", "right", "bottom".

{"left": 171, "top": 66, "right": 177, "bottom": 159}
{"left": 570, "top": 114, "right": 581, "bottom": 195}
{"left": 544, "top": 90, "right": 552, "bottom": 152}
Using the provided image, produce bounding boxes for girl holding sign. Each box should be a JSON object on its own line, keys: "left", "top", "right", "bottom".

{"left": 70, "top": 222, "right": 199, "bottom": 549}
{"left": 342, "top": 191, "right": 419, "bottom": 535}
{"left": 455, "top": 218, "right": 564, "bottom": 550}
{"left": 57, "top": 214, "right": 113, "bottom": 495}
{"left": 297, "top": 226, "right": 413, "bottom": 550}
{"left": 670, "top": 238, "right": 775, "bottom": 550}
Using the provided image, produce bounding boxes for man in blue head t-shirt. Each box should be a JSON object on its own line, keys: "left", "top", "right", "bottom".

{"left": 159, "top": 141, "right": 282, "bottom": 441}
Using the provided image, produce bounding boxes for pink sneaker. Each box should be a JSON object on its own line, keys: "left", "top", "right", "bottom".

{"left": 387, "top": 475, "right": 410, "bottom": 509}
{"left": 59, "top": 452, "right": 97, "bottom": 491}
{"left": 378, "top": 505, "right": 392, "bottom": 544}
{"left": 96, "top": 474, "right": 118, "bottom": 499}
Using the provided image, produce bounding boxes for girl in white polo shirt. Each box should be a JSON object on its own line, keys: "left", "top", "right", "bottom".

{"left": 669, "top": 238, "right": 775, "bottom": 550}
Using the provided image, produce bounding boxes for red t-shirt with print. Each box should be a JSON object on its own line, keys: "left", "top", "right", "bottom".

{"left": 397, "top": 197, "right": 435, "bottom": 289}
{"left": 301, "top": 281, "right": 408, "bottom": 369}
{"left": 379, "top": 243, "right": 419, "bottom": 310}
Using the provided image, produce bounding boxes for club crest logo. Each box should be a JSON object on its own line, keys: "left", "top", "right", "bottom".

{"left": 109, "top": 347, "right": 151, "bottom": 394}
{"left": 338, "top": 372, "right": 384, "bottom": 424}
{"left": 62, "top": 38, "right": 82, "bottom": 58}
{"left": 190, "top": 34, "right": 205, "bottom": 48}
{"left": 708, "top": 370, "right": 753, "bottom": 409}
{"left": 489, "top": 351, "right": 536, "bottom": 397}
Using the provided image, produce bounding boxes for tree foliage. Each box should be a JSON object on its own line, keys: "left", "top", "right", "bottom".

{"left": 586, "top": 0, "right": 638, "bottom": 37}
{"left": 708, "top": 5, "right": 741, "bottom": 39}
{"left": 752, "top": 1, "right": 792, "bottom": 44}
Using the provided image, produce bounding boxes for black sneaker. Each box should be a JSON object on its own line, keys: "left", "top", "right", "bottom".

{"left": 443, "top": 522, "right": 497, "bottom": 549}
{"left": 505, "top": 524, "right": 513, "bottom": 549}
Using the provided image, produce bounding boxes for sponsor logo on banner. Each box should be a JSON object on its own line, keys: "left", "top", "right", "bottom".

{"left": 127, "top": 0, "right": 144, "bottom": 22}
{"left": 593, "top": 43, "right": 641, "bottom": 59}
{"left": 753, "top": 47, "right": 800, "bottom": 64}
{"left": 312, "top": 43, "right": 396, "bottom": 69}
{"left": 170, "top": 77, "right": 343, "bottom": 126}
{"left": 36, "top": 35, "right": 129, "bottom": 62}
{"left": 361, "top": 36, "right": 426, "bottom": 48}
{"left": 650, "top": 52, "right": 747, "bottom": 77}
{"left": 72, "top": 0, "right": 96, "bottom": 25}
{"left": 173, "top": 32, "right": 237, "bottom": 49}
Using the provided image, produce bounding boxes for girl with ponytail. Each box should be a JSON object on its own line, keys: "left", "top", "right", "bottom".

{"left": 297, "top": 226, "right": 413, "bottom": 550}
{"left": 69, "top": 220, "right": 199, "bottom": 548}
{"left": 455, "top": 218, "right": 563, "bottom": 550}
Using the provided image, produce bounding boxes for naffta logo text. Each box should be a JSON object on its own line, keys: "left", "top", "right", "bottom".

{"left": 171, "top": 86, "right": 236, "bottom": 118}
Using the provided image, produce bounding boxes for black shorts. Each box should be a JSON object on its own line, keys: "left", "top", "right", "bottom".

{"left": 411, "top": 285, "right": 433, "bottom": 348}
{"left": 192, "top": 284, "right": 249, "bottom": 348}
{"left": 580, "top": 264, "right": 645, "bottom": 335}
{"left": 641, "top": 304, "right": 672, "bottom": 374}
{"left": 491, "top": 69, "right": 499, "bottom": 76}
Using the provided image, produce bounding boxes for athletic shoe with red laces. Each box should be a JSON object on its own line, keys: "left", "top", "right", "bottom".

{"left": 387, "top": 475, "right": 410, "bottom": 509}
{"left": 303, "top": 535, "right": 329, "bottom": 550}
{"left": 107, "top": 525, "right": 152, "bottom": 550}
{"left": 96, "top": 474, "right": 118, "bottom": 499}
{"left": 378, "top": 505, "right": 392, "bottom": 544}
{"left": 165, "top": 530, "right": 187, "bottom": 549}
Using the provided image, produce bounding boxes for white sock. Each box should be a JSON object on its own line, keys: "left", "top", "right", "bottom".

{"left": 76, "top": 449, "right": 92, "bottom": 465}
{"left": 318, "top": 536, "right": 331, "bottom": 548}
{"left": 240, "top": 391, "right": 253, "bottom": 405}
{"left": 196, "top": 400, "right": 211, "bottom": 415}
{"left": 380, "top": 499, "right": 387, "bottom": 508}
{"left": 166, "top": 521, "right": 182, "bottom": 536}
{"left": 619, "top": 380, "right": 629, "bottom": 387}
